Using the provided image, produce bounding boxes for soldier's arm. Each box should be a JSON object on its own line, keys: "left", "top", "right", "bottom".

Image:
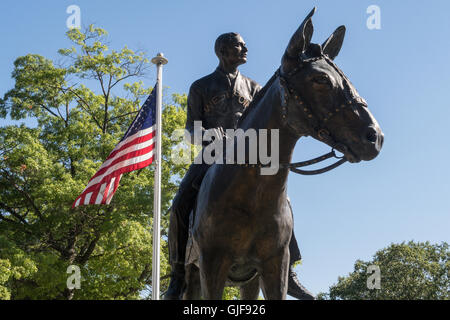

{"left": 185, "top": 82, "right": 227, "bottom": 146}
{"left": 185, "top": 82, "right": 207, "bottom": 145}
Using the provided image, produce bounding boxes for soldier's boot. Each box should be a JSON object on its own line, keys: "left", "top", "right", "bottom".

{"left": 287, "top": 267, "right": 315, "bottom": 300}
{"left": 164, "top": 263, "right": 186, "bottom": 300}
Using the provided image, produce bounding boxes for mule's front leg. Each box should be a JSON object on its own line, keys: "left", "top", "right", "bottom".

{"left": 240, "top": 275, "right": 260, "bottom": 300}
{"left": 199, "top": 250, "right": 232, "bottom": 300}
{"left": 260, "top": 247, "right": 290, "bottom": 300}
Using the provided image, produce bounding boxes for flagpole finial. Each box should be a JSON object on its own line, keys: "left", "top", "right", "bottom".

{"left": 151, "top": 53, "right": 168, "bottom": 65}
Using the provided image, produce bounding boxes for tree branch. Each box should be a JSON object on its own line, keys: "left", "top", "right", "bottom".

{"left": 65, "top": 87, "right": 103, "bottom": 130}
{"left": 76, "top": 232, "right": 101, "bottom": 265}
{"left": 1, "top": 169, "right": 44, "bottom": 221}
{"left": 109, "top": 110, "right": 138, "bottom": 122}
{"left": 0, "top": 202, "right": 30, "bottom": 226}
{"left": 38, "top": 103, "right": 62, "bottom": 120}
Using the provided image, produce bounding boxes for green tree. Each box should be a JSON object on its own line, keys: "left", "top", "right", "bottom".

{"left": 222, "top": 286, "right": 241, "bottom": 300}
{"left": 318, "top": 241, "right": 449, "bottom": 300}
{"left": 0, "top": 25, "right": 190, "bottom": 299}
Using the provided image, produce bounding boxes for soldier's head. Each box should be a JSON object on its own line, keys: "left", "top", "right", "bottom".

{"left": 215, "top": 32, "right": 248, "bottom": 68}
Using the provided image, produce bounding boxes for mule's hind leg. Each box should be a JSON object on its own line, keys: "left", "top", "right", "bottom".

{"left": 183, "top": 263, "right": 201, "bottom": 300}
{"left": 199, "top": 252, "right": 232, "bottom": 300}
{"left": 240, "top": 275, "right": 260, "bottom": 300}
{"left": 260, "top": 248, "right": 290, "bottom": 300}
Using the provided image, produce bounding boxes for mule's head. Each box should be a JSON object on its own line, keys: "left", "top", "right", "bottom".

{"left": 280, "top": 8, "right": 383, "bottom": 163}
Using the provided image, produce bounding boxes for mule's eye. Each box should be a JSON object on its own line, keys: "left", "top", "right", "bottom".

{"left": 313, "top": 75, "right": 331, "bottom": 86}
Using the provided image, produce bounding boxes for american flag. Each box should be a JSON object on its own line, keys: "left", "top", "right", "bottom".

{"left": 72, "top": 85, "right": 157, "bottom": 208}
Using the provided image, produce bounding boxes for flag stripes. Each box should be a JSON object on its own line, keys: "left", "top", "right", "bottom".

{"left": 72, "top": 86, "right": 157, "bottom": 208}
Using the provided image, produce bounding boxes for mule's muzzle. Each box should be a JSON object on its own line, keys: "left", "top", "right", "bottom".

{"left": 359, "top": 125, "right": 384, "bottom": 161}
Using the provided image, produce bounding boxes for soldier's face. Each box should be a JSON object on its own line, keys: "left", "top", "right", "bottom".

{"left": 221, "top": 35, "right": 248, "bottom": 66}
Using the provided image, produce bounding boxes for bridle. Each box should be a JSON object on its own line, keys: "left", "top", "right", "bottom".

{"left": 237, "top": 54, "right": 356, "bottom": 175}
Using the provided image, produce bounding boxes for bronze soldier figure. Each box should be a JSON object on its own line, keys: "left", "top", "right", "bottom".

{"left": 164, "top": 32, "right": 314, "bottom": 300}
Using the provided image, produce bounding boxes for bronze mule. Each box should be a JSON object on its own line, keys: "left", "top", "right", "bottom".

{"left": 183, "top": 8, "right": 384, "bottom": 300}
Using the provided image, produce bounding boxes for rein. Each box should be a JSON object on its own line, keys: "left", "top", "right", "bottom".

{"left": 283, "top": 149, "right": 347, "bottom": 175}
{"left": 236, "top": 148, "right": 347, "bottom": 175}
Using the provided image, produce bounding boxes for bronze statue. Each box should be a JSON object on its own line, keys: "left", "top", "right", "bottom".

{"left": 165, "top": 32, "right": 314, "bottom": 299}
{"left": 178, "top": 8, "right": 384, "bottom": 300}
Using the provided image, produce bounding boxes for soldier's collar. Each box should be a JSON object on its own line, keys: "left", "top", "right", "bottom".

{"left": 216, "top": 67, "right": 240, "bottom": 80}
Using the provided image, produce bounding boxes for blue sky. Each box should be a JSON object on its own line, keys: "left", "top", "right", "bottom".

{"left": 1, "top": 0, "right": 449, "bottom": 297}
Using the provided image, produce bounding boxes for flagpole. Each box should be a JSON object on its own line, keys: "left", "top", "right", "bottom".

{"left": 151, "top": 53, "right": 167, "bottom": 300}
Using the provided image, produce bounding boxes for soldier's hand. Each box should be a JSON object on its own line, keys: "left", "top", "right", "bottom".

{"left": 211, "top": 127, "right": 226, "bottom": 142}
{"left": 203, "top": 127, "right": 226, "bottom": 146}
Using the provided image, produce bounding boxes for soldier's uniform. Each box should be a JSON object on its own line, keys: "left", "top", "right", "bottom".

{"left": 186, "top": 68, "right": 259, "bottom": 135}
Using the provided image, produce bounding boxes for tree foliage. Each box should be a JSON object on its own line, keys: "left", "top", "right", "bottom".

{"left": 319, "top": 241, "right": 449, "bottom": 300}
{"left": 0, "top": 25, "right": 189, "bottom": 299}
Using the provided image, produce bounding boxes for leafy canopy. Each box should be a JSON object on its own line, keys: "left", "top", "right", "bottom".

{"left": 318, "top": 241, "right": 449, "bottom": 300}
{"left": 0, "top": 25, "right": 189, "bottom": 300}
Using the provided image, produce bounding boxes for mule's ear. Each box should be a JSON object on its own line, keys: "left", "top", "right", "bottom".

{"left": 322, "top": 25, "right": 346, "bottom": 60}
{"left": 281, "top": 8, "right": 316, "bottom": 74}
{"left": 284, "top": 7, "right": 316, "bottom": 58}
